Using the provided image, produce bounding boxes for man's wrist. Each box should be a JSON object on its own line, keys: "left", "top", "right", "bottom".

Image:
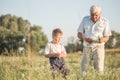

{"left": 83, "top": 37, "right": 86, "bottom": 41}
{"left": 82, "top": 35, "right": 86, "bottom": 41}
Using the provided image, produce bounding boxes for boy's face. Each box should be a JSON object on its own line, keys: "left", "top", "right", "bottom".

{"left": 52, "top": 33, "right": 62, "bottom": 44}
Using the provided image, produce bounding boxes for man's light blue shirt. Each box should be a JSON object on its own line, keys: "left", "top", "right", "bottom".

{"left": 77, "top": 16, "right": 112, "bottom": 47}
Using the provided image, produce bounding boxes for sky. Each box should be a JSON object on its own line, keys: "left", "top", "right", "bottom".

{"left": 0, "top": 0, "right": 120, "bottom": 44}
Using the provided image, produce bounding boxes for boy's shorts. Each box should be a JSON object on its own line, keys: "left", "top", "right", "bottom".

{"left": 49, "top": 57, "right": 69, "bottom": 76}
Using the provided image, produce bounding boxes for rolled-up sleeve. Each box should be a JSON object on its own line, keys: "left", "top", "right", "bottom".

{"left": 103, "top": 20, "right": 112, "bottom": 37}
{"left": 44, "top": 43, "right": 50, "bottom": 55}
{"left": 61, "top": 45, "right": 67, "bottom": 54}
{"left": 77, "top": 18, "right": 85, "bottom": 34}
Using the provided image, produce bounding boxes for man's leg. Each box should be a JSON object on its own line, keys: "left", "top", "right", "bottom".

{"left": 94, "top": 45, "right": 105, "bottom": 73}
{"left": 81, "top": 47, "right": 91, "bottom": 75}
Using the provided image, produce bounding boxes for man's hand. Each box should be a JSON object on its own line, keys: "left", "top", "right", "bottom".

{"left": 98, "top": 36, "right": 109, "bottom": 43}
{"left": 85, "top": 38, "right": 94, "bottom": 43}
{"left": 77, "top": 32, "right": 94, "bottom": 43}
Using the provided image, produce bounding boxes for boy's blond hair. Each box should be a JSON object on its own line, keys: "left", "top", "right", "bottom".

{"left": 52, "top": 28, "right": 63, "bottom": 36}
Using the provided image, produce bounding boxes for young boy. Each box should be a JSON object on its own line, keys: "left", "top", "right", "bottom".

{"left": 44, "top": 28, "right": 69, "bottom": 79}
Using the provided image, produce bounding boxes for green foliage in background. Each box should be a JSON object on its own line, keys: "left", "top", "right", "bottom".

{"left": 0, "top": 14, "right": 48, "bottom": 55}
{"left": 30, "top": 25, "right": 48, "bottom": 52}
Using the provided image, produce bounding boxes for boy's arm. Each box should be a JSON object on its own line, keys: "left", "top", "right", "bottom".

{"left": 45, "top": 53, "right": 60, "bottom": 58}
{"left": 60, "top": 53, "right": 67, "bottom": 58}
{"left": 45, "top": 53, "right": 67, "bottom": 58}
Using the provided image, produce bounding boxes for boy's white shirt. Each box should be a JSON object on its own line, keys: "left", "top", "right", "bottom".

{"left": 44, "top": 42, "right": 66, "bottom": 55}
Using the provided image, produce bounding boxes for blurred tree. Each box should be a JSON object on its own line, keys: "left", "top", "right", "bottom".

{"left": 30, "top": 25, "right": 48, "bottom": 53}
{"left": 0, "top": 14, "right": 48, "bottom": 55}
{"left": 1, "top": 14, "right": 11, "bottom": 28}
{"left": 17, "top": 17, "right": 28, "bottom": 34}
{"left": 105, "top": 30, "right": 120, "bottom": 48}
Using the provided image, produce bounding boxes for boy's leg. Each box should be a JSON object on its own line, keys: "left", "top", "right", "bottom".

{"left": 51, "top": 65, "right": 60, "bottom": 79}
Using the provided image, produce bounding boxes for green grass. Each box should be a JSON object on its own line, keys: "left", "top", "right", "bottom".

{"left": 0, "top": 50, "right": 120, "bottom": 80}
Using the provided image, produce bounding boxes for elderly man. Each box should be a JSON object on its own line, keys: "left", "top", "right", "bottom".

{"left": 77, "top": 5, "right": 112, "bottom": 74}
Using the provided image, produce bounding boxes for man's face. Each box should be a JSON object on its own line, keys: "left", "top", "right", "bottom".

{"left": 91, "top": 11, "right": 101, "bottom": 23}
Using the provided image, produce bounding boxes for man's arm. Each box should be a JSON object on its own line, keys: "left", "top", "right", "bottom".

{"left": 77, "top": 32, "right": 94, "bottom": 43}
{"left": 77, "top": 32, "right": 86, "bottom": 41}
{"left": 99, "top": 36, "right": 109, "bottom": 43}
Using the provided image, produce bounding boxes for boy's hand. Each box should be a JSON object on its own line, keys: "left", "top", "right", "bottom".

{"left": 58, "top": 53, "right": 61, "bottom": 58}
{"left": 54, "top": 53, "right": 61, "bottom": 58}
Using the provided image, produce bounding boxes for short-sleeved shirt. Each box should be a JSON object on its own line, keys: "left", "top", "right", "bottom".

{"left": 77, "top": 16, "right": 112, "bottom": 47}
{"left": 44, "top": 42, "right": 66, "bottom": 55}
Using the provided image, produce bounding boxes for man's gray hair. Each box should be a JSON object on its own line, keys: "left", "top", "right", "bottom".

{"left": 90, "top": 5, "right": 101, "bottom": 14}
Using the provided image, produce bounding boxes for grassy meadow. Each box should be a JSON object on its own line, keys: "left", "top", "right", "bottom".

{"left": 0, "top": 49, "right": 120, "bottom": 80}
